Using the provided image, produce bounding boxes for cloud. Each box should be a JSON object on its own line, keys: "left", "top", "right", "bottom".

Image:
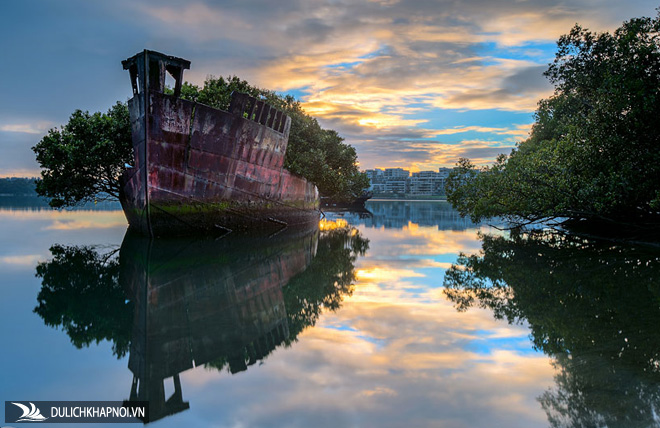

{"left": 0, "top": 168, "right": 42, "bottom": 178}
{"left": 433, "top": 124, "right": 532, "bottom": 139}
{"left": 353, "top": 139, "right": 516, "bottom": 170}
{"left": 135, "top": 0, "right": 566, "bottom": 168}
{"left": 3, "top": 0, "right": 656, "bottom": 174}
{"left": 0, "top": 122, "right": 53, "bottom": 134}
{"left": 0, "top": 254, "right": 42, "bottom": 268}
{"left": 0, "top": 131, "right": 43, "bottom": 177}
{"left": 356, "top": 266, "right": 425, "bottom": 283}
{"left": 135, "top": 1, "right": 569, "bottom": 118}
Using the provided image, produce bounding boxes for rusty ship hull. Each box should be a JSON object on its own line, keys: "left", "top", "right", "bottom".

{"left": 119, "top": 50, "right": 319, "bottom": 237}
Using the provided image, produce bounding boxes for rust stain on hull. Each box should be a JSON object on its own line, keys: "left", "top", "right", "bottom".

{"left": 119, "top": 50, "right": 319, "bottom": 236}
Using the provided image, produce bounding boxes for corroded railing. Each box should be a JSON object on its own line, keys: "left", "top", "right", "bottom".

{"left": 229, "top": 92, "right": 291, "bottom": 135}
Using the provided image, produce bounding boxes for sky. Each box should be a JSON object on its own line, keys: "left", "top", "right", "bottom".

{"left": 0, "top": 0, "right": 657, "bottom": 176}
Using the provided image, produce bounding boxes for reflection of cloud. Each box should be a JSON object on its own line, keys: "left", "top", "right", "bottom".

{"left": 45, "top": 219, "right": 127, "bottom": 230}
{"left": 154, "top": 214, "right": 557, "bottom": 426}
{"left": 360, "top": 224, "right": 487, "bottom": 259}
{"left": 179, "top": 282, "right": 553, "bottom": 427}
{"left": 289, "top": 256, "right": 552, "bottom": 423}
{"left": 318, "top": 218, "right": 349, "bottom": 230}
{"left": 0, "top": 209, "right": 126, "bottom": 231}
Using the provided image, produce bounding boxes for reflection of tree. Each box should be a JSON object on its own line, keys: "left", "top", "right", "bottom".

{"left": 35, "top": 225, "right": 367, "bottom": 423}
{"left": 33, "top": 223, "right": 368, "bottom": 371}
{"left": 205, "top": 222, "right": 369, "bottom": 370}
{"left": 283, "top": 222, "right": 369, "bottom": 343}
{"left": 34, "top": 244, "right": 132, "bottom": 358}
{"left": 443, "top": 230, "right": 660, "bottom": 428}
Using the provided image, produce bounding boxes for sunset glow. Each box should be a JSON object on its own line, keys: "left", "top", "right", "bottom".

{"left": 1, "top": 1, "right": 656, "bottom": 176}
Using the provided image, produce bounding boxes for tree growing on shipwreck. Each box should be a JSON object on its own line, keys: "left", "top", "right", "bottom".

{"left": 32, "top": 72, "right": 368, "bottom": 208}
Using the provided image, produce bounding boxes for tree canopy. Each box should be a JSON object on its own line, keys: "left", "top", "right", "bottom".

{"left": 178, "top": 76, "right": 369, "bottom": 202}
{"left": 446, "top": 13, "right": 660, "bottom": 229}
{"left": 32, "top": 102, "right": 132, "bottom": 208}
{"left": 33, "top": 75, "right": 368, "bottom": 208}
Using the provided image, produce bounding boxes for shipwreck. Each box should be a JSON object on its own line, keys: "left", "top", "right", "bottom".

{"left": 119, "top": 50, "right": 320, "bottom": 237}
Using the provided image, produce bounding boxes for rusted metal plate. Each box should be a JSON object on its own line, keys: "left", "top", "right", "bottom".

{"left": 120, "top": 50, "right": 319, "bottom": 236}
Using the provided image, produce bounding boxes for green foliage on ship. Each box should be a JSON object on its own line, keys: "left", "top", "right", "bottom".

{"left": 446, "top": 13, "right": 660, "bottom": 228}
{"left": 177, "top": 75, "right": 369, "bottom": 203}
{"left": 32, "top": 76, "right": 368, "bottom": 208}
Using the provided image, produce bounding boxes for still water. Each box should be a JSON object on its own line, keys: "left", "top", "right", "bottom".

{"left": 1, "top": 200, "right": 659, "bottom": 427}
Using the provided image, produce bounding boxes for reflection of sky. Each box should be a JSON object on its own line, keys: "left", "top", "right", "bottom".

{"left": 0, "top": 209, "right": 131, "bottom": 426}
{"left": 0, "top": 205, "right": 554, "bottom": 427}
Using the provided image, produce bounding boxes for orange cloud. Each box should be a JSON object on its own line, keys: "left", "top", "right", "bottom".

{"left": 135, "top": 0, "right": 646, "bottom": 172}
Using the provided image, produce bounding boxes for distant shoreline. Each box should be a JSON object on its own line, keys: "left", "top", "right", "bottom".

{"left": 1, "top": 177, "right": 451, "bottom": 205}
{"left": 369, "top": 196, "right": 448, "bottom": 202}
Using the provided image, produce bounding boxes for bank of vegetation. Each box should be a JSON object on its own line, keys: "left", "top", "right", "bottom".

{"left": 0, "top": 177, "right": 38, "bottom": 196}
{"left": 446, "top": 13, "right": 660, "bottom": 235}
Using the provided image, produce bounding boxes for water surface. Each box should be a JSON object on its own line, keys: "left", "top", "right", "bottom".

{"left": 1, "top": 200, "right": 658, "bottom": 427}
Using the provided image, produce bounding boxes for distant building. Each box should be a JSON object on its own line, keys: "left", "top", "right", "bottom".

{"left": 437, "top": 167, "right": 452, "bottom": 179}
{"left": 409, "top": 171, "right": 438, "bottom": 195}
{"left": 385, "top": 179, "right": 407, "bottom": 194}
{"left": 365, "top": 169, "right": 384, "bottom": 184}
{"left": 383, "top": 168, "right": 410, "bottom": 180}
{"left": 363, "top": 167, "right": 452, "bottom": 197}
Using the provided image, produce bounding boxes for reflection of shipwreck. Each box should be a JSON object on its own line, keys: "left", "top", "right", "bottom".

{"left": 120, "top": 227, "right": 318, "bottom": 423}
{"left": 120, "top": 50, "right": 319, "bottom": 237}
{"left": 33, "top": 218, "right": 367, "bottom": 425}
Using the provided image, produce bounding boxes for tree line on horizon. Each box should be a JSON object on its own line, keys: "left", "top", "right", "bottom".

{"left": 0, "top": 177, "right": 38, "bottom": 196}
